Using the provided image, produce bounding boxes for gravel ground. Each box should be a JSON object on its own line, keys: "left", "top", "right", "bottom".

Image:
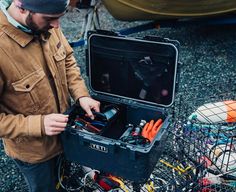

{"left": 1, "top": 3, "right": 236, "bottom": 192}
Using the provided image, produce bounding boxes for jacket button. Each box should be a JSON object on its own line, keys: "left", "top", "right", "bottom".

{"left": 26, "top": 84, "right": 30, "bottom": 89}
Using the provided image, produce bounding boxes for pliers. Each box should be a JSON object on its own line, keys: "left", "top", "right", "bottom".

{"left": 141, "top": 119, "right": 163, "bottom": 142}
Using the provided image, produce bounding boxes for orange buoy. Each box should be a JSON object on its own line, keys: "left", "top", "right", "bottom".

{"left": 188, "top": 100, "right": 236, "bottom": 124}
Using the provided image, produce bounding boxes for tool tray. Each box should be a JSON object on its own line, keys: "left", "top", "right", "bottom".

{"left": 61, "top": 31, "right": 179, "bottom": 183}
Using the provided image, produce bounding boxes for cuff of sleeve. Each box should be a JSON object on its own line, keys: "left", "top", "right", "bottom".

{"left": 28, "top": 115, "right": 42, "bottom": 137}
{"left": 74, "top": 92, "right": 90, "bottom": 103}
{"left": 76, "top": 96, "right": 91, "bottom": 103}
{"left": 41, "top": 115, "right": 46, "bottom": 136}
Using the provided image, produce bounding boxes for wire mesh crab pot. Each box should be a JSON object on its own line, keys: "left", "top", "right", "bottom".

{"left": 171, "top": 78, "right": 236, "bottom": 192}
{"left": 141, "top": 137, "right": 206, "bottom": 192}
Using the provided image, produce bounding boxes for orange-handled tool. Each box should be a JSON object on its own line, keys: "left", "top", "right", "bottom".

{"left": 141, "top": 120, "right": 154, "bottom": 139}
{"left": 149, "top": 119, "right": 163, "bottom": 142}
{"left": 141, "top": 122, "right": 149, "bottom": 138}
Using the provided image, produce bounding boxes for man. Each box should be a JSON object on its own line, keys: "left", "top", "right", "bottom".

{"left": 0, "top": 0, "right": 100, "bottom": 191}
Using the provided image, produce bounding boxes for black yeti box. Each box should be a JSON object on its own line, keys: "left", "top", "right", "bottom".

{"left": 61, "top": 31, "right": 179, "bottom": 183}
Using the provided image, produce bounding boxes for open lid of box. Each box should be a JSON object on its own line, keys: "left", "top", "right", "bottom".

{"left": 87, "top": 32, "right": 179, "bottom": 108}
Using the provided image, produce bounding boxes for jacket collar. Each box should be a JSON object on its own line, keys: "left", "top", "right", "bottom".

{"left": 0, "top": 11, "right": 51, "bottom": 47}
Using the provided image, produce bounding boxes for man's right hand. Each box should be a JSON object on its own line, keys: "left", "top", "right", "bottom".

{"left": 43, "top": 114, "right": 69, "bottom": 136}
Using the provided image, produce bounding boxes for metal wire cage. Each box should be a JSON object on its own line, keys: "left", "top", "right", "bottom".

{"left": 171, "top": 78, "right": 236, "bottom": 192}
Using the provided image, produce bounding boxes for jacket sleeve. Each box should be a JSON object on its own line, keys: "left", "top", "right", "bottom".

{"left": 0, "top": 51, "right": 43, "bottom": 139}
{"left": 0, "top": 113, "right": 43, "bottom": 139}
{"left": 58, "top": 29, "right": 90, "bottom": 101}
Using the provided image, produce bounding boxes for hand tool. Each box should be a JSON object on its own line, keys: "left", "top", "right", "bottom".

{"left": 149, "top": 119, "right": 163, "bottom": 142}
{"left": 141, "top": 119, "right": 163, "bottom": 142}
{"left": 74, "top": 117, "right": 102, "bottom": 134}
{"left": 141, "top": 120, "right": 154, "bottom": 139}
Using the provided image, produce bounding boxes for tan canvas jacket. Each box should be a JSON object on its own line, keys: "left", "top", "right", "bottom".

{"left": 0, "top": 11, "right": 89, "bottom": 163}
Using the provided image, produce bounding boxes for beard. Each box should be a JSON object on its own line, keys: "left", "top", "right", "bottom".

{"left": 25, "top": 13, "right": 51, "bottom": 35}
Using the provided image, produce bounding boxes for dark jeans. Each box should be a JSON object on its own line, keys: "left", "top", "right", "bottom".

{"left": 13, "top": 155, "right": 61, "bottom": 192}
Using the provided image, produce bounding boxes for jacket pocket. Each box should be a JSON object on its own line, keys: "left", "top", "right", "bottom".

{"left": 53, "top": 46, "right": 67, "bottom": 85}
{"left": 12, "top": 69, "right": 52, "bottom": 112}
{"left": 12, "top": 69, "right": 45, "bottom": 92}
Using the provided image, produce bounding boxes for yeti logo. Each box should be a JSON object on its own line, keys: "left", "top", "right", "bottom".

{"left": 89, "top": 143, "right": 108, "bottom": 153}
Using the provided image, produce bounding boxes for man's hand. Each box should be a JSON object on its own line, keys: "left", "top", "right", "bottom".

{"left": 44, "top": 114, "right": 69, "bottom": 136}
{"left": 78, "top": 97, "right": 100, "bottom": 120}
